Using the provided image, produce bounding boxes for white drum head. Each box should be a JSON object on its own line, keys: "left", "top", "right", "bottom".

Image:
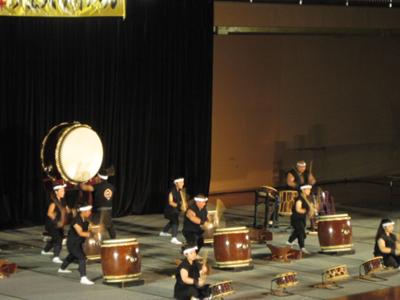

{"left": 56, "top": 125, "right": 103, "bottom": 183}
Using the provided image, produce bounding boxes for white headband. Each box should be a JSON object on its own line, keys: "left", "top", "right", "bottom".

{"left": 300, "top": 185, "right": 312, "bottom": 190}
{"left": 183, "top": 246, "right": 198, "bottom": 255}
{"left": 78, "top": 205, "right": 92, "bottom": 212}
{"left": 296, "top": 161, "right": 306, "bottom": 167}
{"left": 98, "top": 174, "right": 108, "bottom": 180}
{"left": 53, "top": 184, "right": 66, "bottom": 191}
{"left": 174, "top": 178, "right": 184, "bottom": 183}
{"left": 382, "top": 221, "right": 395, "bottom": 228}
{"left": 194, "top": 197, "right": 208, "bottom": 202}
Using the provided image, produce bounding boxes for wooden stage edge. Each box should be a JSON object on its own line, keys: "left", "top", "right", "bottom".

{"left": 332, "top": 285, "right": 400, "bottom": 300}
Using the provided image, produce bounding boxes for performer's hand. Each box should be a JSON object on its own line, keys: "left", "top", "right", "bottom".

{"left": 203, "top": 221, "right": 212, "bottom": 229}
{"left": 198, "top": 278, "right": 205, "bottom": 287}
{"left": 201, "top": 264, "right": 208, "bottom": 275}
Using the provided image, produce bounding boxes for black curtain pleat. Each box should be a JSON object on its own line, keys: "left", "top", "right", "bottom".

{"left": 0, "top": 0, "right": 213, "bottom": 228}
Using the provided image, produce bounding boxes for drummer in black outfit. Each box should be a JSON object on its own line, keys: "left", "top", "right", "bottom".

{"left": 182, "top": 195, "right": 210, "bottom": 253}
{"left": 286, "top": 184, "right": 313, "bottom": 254}
{"left": 58, "top": 204, "right": 95, "bottom": 285}
{"left": 286, "top": 161, "right": 316, "bottom": 190}
{"left": 174, "top": 244, "right": 211, "bottom": 300}
{"left": 374, "top": 218, "right": 400, "bottom": 268}
{"left": 80, "top": 168, "right": 116, "bottom": 239}
{"left": 41, "top": 180, "right": 68, "bottom": 264}
{"left": 160, "top": 177, "right": 185, "bottom": 245}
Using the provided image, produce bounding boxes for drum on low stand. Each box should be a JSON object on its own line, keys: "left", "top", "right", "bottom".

{"left": 101, "top": 238, "right": 142, "bottom": 284}
{"left": 41, "top": 122, "right": 103, "bottom": 184}
{"left": 84, "top": 224, "right": 106, "bottom": 261}
{"left": 359, "top": 256, "right": 386, "bottom": 280}
{"left": 210, "top": 280, "right": 234, "bottom": 299}
{"left": 270, "top": 272, "right": 298, "bottom": 296}
{"left": 317, "top": 214, "right": 353, "bottom": 253}
{"left": 213, "top": 227, "right": 252, "bottom": 269}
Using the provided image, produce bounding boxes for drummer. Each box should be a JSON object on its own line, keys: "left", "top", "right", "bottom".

{"left": 41, "top": 180, "right": 68, "bottom": 264}
{"left": 374, "top": 218, "right": 400, "bottom": 268}
{"left": 80, "top": 168, "right": 116, "bottom": 239}
{"left": 58, "top": 203, "right": 95, "bottom": 285}
{"left": 174, "top": 244, "right": 211, "bottom": 300}
{"left": 182, "top": 194, "right": 210, "bottom": 253}
{"left": 286, "top": 160, "right": 316, "bottom": 190}
{"left": 286, "top": 184, "right": 313, "bottom": 254}
{"left": 160, "top": 177, "right": 185, "bottom": 245}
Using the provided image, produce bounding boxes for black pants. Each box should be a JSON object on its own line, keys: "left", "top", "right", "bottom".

{"left": 288, "top": 217, "right": 306, "bottom": 248}
{"left": 174, "top": 284, "right": 211, "bottom": 300}
{"left": 163, "top": 212, "right": 179, "bottom": 237}
{"left": 92, "top": 209, "right": 116, "bottom": 239}
{"left": 182, "top": 231, "right": 204, "bottom": 252}
{"left": 383, "top": 255, "right": 400, "bottom": 268}
{"left": 61, "top": 241, "right": 86, "bottom": 277}
{"left": 44, "top": 221, "right": 64, "bottom": 257}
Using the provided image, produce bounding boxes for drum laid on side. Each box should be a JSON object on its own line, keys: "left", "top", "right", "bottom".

{"left": 213, "top": 227, "right": 252, "bottom": 268}
{"left": 317, "top": 214, "right": 353, "bottom": 253}
{"left": 101, "top": 238, "right": 141, "bottom": 283}
{"left": 41, "top": 122, "right": 103, "bottom": 184}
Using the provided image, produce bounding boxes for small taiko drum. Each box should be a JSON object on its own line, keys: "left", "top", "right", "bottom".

{"left": 210, "top": 280, "right": 234, "bottom": 298}
{"left": 278, "top": 190, "right": 298, "bottom": 216}
{"left": 322, "top": 265, "right": 349, "bottom": 283}
{"left": 213, "top": 227, "right": 252, "bottom": 268}
{"left": 273, "top": 272, "right": 298, "bottom": 288}
{"left": 362, "top": 256, "right": 384, "bottom": 275}
{"left": 83, "top": 224, "right": 105, "bottom": 260}
{"left": 101, "top": 238, "right": 141, "bottom": 283}
{"left": 203, "top": 210, "right": 219, "bottom": 244}
{"left": 317, "top": 214, "right": 353, "bottom": 252}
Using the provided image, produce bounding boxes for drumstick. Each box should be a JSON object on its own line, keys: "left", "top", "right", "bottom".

{"left": 216, "top": 198, "right": 225, "bottom": 225}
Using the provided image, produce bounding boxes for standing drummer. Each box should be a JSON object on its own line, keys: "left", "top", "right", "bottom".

{"left": 174, "top": 244, "right": 211, "bottom": 300}
{"left": 41, "top": 180, "right": 68, "bottom": 264}
{"left": 182, "top": 194, "right": 210, "bottom": 252}
{"left": 58, "top": 203, "right": 95, "bottom": 285}
{"left": 80, "top": 168, "right": 116, "bottom": 239}
{"left": 286, "top": 184, "right": 312, "bottom": 254}
{"left": 160, "top": 177, "right": 185, "bottom": 245}
{"left": 286, "top": 160, "right": 316, "bottom": 190}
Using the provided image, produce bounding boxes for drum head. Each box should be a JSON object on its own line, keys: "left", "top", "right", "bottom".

{"left": 56, "top": 124, "right": 103, "bottom": 183}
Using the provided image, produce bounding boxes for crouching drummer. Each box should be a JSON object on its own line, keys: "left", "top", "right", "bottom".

{"left": 58, "top": 203, "right": 95, "bottom": 285}
{"left": 374, "top": 218, "right": 400, "bottom": 268}
{"left": 174, "top": 244, "right": 211, "bottom": 300}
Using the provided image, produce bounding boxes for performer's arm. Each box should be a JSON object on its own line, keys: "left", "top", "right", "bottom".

{"left": 47, "top": 203, "right": 57, "bottom": 221}
{"left": 295, "top": 199, "right": 307, "bottom": 214}
{"left": 79, "top": 183, "right": 94, "bottom": 192}
{"left": 308, "top": 173, "right": 316, "bottom": 185}
{"left": 287, "top": 173, "right": 297, "bottom": 189}
{"left": 378, "top": 238, "right": 396, "bottom": 254}
{"left": 73, "top": 223, "right": 91, "bottom": 238}
{"left": 186, "top": 209, "right": 203, "bottom": 225}
{"left": 168, "top": 193, "right": 178, "bottom": 208}
{"left": 180, "top": 268, "right": 205, "bottom": 287}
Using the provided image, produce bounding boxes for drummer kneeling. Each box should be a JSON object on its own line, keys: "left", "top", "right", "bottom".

{"left": 374, "top": 218, "right": 400, "bottom": 269}
{"left": 174, "top": 244, "right": 211, "bottom": 300}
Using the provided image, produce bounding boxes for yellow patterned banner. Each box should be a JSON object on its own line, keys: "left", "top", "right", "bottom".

{"left": 0, "top": 0, "right": 125, "bottom": 18}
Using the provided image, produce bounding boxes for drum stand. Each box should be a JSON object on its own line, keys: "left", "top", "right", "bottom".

{"left": 270, "top": 281, "right": 295, "bottom": 297}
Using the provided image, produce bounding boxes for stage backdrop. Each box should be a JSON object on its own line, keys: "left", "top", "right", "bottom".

{"left": 0, "top": 0, "right": 213, "bottom": 228}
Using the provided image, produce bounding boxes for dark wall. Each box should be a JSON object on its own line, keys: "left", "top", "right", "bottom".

{"left": 0, "top": 1, "right": 213, "bottom": 228}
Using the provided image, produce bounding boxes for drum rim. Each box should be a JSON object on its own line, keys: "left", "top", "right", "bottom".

{"left": 363, "top": 256, "right": 383, "bottom": 264}
{"left": 214, "top": 258, "right": 252, "bottom": 266}
{"left": 214, "top": 226, "right": 248, "bottom": 233}
{"left": 318, "top": 214, "right": 349, "bottom": 220}
{"left": 320, "top": 244, "right": 353, "bottom": 251}
{"left": 275, "top": 271, "right": 297, "bottom": 278}
{"left": 55, "top": 123, "right": 103, "bottom": 184}
{"left": 40, "top": 122, "right": 74, "bottom": 180}
{"left": 324, "top": 264, "right": 348, "bottom": 272}
{"left": 102, "top": 238, "right": 138, "bottom": 245}
{"left": 103, "top": 273, "right": 142, "bottom": 282}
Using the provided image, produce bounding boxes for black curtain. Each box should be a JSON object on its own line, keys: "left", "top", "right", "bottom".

{"left": 0, "top": 1, "right": 213, "bottom": 228}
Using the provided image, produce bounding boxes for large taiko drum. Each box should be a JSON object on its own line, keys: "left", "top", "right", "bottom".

{"left": 83, "top": 224, "right": 106, "bottom": 260}
{"left": 101, "top": 238, "right": 141, "bottom": 283}
{"left": 213, "top": 227, "right": 252, "bottom": 268}
{"left": 317, "top": 214, "right": 353, "bottom": 253}
{"left": 41, "top": 122, "right": 103, "bottom": 184}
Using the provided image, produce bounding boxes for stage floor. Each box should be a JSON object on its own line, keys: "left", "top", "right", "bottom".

{"left": 1, "top": 199, "right": 400, "bottom": 299}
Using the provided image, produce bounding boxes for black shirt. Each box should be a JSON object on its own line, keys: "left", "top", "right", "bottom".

{"left": 93, "top": 181, "right": 114, "bottom": 210}
{"left": 291, "top": 195, "right": 309, "bottom": 220}
{"left": 175, "top": 259, "right": 201, "bottom": 292}
{"left": 68, "top": 215, "right": 89, "bottom": 245}
{"left": 165, "top": 186, "right": 183, "bottom": 216}
{"left": 183, "top": 203, "right": 208, "bottom": 233}
{"left": 374, "top": 233, "right": 397, "bottom": 258}
{"left": 288, "top": 168, "right": 311, "bottom": 190}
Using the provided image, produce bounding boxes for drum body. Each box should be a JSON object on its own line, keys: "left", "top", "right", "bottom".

{"left": 317, "top": 214, "right": 353, "bottom": 252}
{"left": 213, "top": 227, "right": 251, "bottom": 268}
{"left": 101, "top": 238, "right": 141, "bottom": 283}
{"left": 210, "top": 281, "right": 234, "bottom": 298}
{"left": 323, "top": 265, "right": 349, "bottom": 282}
{"left": 203, "top": 210, "right": 218, "bottom": 244}
{"left": 41, "top": 122, "right": 103, "bottom": 184}
{"left": 362, "top": 257, "right": 384, "bottom": 275}
{"left": 278, "top": 191, "right": 298, "bottom": 216}
{"left": 83, "top": 224, "right": 106, "bottom": 260}
{"left": 274, "top": 272, "right": 298, "bottom": 288}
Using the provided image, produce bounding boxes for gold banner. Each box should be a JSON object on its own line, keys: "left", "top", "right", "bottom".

{"left": 0, "top": 0, "right": 125, "bottom": 18}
